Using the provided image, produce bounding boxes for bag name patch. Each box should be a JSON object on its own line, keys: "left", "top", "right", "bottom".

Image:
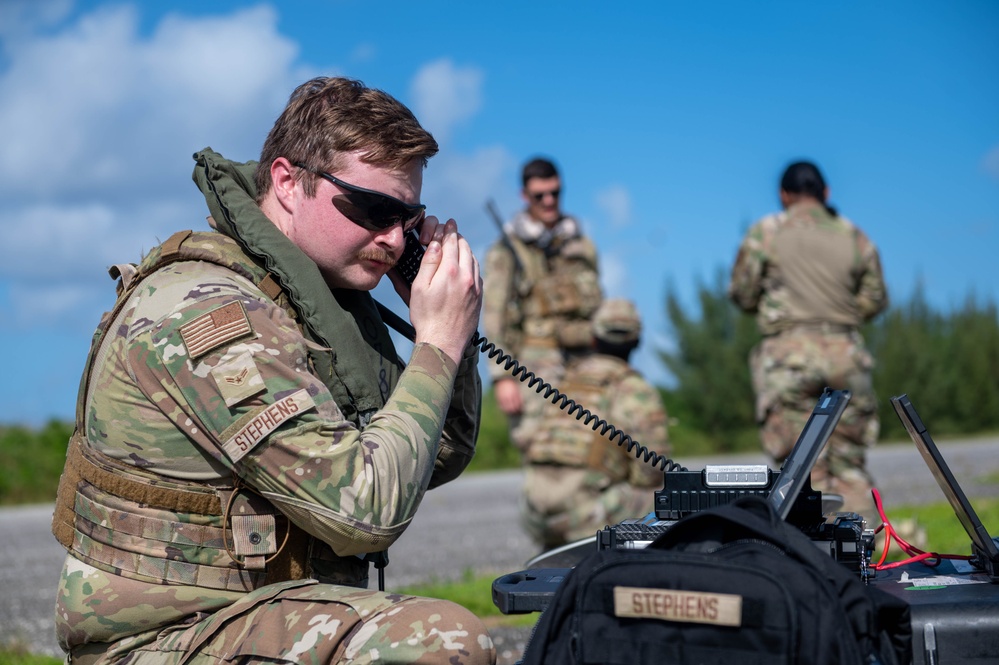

{"left": 613, "top": 586, "right": 742, "bottom": 626}
{"left": 222, "top": 389, "right": 315, "bottom": 462}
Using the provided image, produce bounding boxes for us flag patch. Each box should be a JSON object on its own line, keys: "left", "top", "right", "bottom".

{"left": 180, "top": 301, "right": 253, "bottom": 360}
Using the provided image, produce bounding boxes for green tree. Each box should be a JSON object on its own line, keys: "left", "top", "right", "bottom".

{"left": 868, "top": 286, "right": 999, "bottom": 439}
{"left": 658, "top": 269, "right": 760, "bottom": 453}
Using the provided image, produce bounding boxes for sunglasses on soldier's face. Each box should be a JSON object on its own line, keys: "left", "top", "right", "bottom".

{"left": 294, "top": 163, "right": 426, "bottom": 234}
{"left": 529, "top": 188, "right": 560, "bottom": 203}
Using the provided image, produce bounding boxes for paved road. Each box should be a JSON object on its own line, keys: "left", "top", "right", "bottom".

{"left": 4, "top": 437, "right": 999, "bottom": 657}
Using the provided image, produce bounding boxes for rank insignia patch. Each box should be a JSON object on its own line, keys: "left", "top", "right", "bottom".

{"left": 211, "top": 350, "right": 265, "bottom": 407}
{"left": 180, "top": 301, "right": 253, "bottom": 361}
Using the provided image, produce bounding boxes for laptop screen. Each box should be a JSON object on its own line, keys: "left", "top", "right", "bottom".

{"left": 891, "top": 394, "right": 999, "bottom": 564}
{"left": 767, "top": 388, "right": 852, "bottom": 520}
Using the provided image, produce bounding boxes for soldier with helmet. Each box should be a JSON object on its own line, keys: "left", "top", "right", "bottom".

{"left": 520, "top": 298, "right": 671, "bottom": 549}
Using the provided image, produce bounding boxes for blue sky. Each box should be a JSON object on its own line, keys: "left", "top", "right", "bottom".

{"left": 1, "top": 0, "right": 997, "bottom": 426}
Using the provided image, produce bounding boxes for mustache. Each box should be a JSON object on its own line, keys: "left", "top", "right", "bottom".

{"left": 357, "top": 248, "right": 398, "bottom": 266}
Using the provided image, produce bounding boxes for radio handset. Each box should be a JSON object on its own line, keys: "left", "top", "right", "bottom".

{"left": 394, "top": 229, "right": 425, "bottom": 286}
{"left": 377, "top": 228, "right": 683, "bottom": 475}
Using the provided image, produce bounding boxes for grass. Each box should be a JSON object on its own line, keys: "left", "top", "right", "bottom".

{"left": 873, "top": 496, "right": 999, "bottom": 564}
{"left": 396, "top": 568, "right": 538, "bottom": 628}
{"left": 0, "top": 639, "right": 61, "bottom": 665}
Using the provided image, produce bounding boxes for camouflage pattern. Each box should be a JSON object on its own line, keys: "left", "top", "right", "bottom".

{"left": 520, "top": 353, "right": 670, "bottom": 548}
{"left": 483, "top": 211, "right": 602, "bottom": 449}
{"left": 58, "top": 568, "right": 492, "bottom": 664}
{"left": 729, "top": 201, "right": 888, "bottom": 524}
{"left": 53, "top": 153, "right": 492, "bottom": 663}
{"left": 749, "top": 328, "right": 880, "bottom": 522}
{"left": 591, "top": 298, "right": 641, "bottom": 345}
{"left": 728, "top": 201, "right": 888, "bottom": 336}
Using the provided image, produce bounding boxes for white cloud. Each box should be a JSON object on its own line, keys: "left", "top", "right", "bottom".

{"left": 983, "top": 144, "right": 999, "bottom": 183}
{"left": 421, "top": 145, "right": 516, "bottom": 249}
{"left": 597, "top": 251, "right": 630, "bottom": 299}
{"left": 0, "top": 4, "right": 307, "bottom": 328}
{"left": 0, "top": 0, "right": 72, "bottom": 44}
{"left": 0, "top": 5, "right": 506, "bottom": 339}
{"left": 595, "top": 184, "right": 632, "bottom": 228}
{"left": 350, "top": 42, "right": 377, "bottom": 64}
{"left": 6, "top": 281, "right": 101, "bottom": 331}
{"left": 409, "top": 58, "right": 483, "bottom": 145}
{"left": 0, "top": 4, "right": 301, "bottom": 200}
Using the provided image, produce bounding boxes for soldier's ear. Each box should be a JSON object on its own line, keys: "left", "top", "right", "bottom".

{"left": 779, "top": 189, "right": 792, "bottom": 210}
{"left": 269, "top": 158, "right": 299, "bottom": 213}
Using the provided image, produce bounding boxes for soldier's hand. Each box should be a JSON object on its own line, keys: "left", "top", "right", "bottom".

{"left": 408, "top": 218, "right": 482, "bottom": 364}
{"left": 494, "top": 378, "right": 523, "bottom": 416}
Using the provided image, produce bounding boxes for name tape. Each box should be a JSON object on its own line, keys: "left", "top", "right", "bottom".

{"left": 222, "top": 389, "right": 315, "bottom": 463}
{"left": 613, "top": 585, "right": 743, "bottom": 627}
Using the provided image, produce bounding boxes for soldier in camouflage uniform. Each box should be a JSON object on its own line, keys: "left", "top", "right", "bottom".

{"left": 483, "top": 157, "right": 602, "bottom": 452}
{"left": 521, "top": 299, "right": 670, "bottom": 549}
{"left": 728, "top": 160, "right": 889, "bottom": 524}
{"left": 50, "top": 77, "right": 495, "bottom": 664}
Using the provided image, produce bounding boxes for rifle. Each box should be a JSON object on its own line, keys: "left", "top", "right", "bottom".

{"left": 485, "top": 199, "right": 523, "bottom": 275}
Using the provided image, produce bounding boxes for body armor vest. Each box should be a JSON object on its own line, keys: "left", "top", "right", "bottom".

{"left": 52, "top": 229, "right": 386, "bottom": 591}
{"left": 525, "top": 359, "right": 636, "bottom": 479}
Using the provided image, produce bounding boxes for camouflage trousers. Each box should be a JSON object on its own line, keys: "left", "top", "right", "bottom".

{"left": 520, "top": 466, "right": 653, "bottom": 549}
{"left": 505, "top": 345, "right": 566, "bottom": 453}
{"left": 69, "top": 579, "right": 495, "bottom": 665}
{"left": 749, "top": 328, "right": 880, "bottom": 524}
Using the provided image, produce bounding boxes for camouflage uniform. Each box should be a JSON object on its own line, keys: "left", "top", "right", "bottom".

{"left": 482, "top": 211, "right": 602, "bottom": 451}
{"left": 51, "top": 150, "right": 494, "bottom": 664}
{"left": 728, "top": 200, "right": 888, "bottom": 522}
{"left": 520, "top": 300, "right": 670, "bottom": 548}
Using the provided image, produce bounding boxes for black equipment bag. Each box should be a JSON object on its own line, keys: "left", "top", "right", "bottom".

{"left": 521, "top": 495, "right": 911, "bottom": 665}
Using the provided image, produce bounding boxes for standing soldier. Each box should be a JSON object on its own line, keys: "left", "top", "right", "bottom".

{"left": 483, "top": 157, "right": 602, "bottom": 451}
{"left": 50, "top": 76, "right": 494, "bottom": 664}
{"left": 521, "top": 299, "right": 670, "bottom": 549}
{"left": 728, "top": 160, "right": 889, "bottom": 523}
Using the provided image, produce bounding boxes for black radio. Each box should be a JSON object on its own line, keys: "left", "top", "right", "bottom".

{"left": 652, "top": 463, "right": 823, "bottom": 527}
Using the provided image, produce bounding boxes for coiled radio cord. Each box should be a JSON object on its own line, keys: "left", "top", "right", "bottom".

{"left": 472, "top": 332, "right": 686, "bottom": 474}
{"left": 375, "top": 301, "right": 686, "bottom": 474}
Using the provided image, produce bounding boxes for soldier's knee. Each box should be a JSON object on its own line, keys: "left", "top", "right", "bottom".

{"left": 340, "top": 596, "right": 495, "bottom": 664}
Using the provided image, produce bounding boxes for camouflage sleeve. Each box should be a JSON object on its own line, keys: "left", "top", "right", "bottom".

{"left": 428, "top": 343, "right": 481, "bottom": 489}
{"left": 728, "top": 220, "right": 768, "bottom": 313}
{"left": 612, "top": 374, "right": 670, "bottom": 488}
{"left": 127, "top": 271, "right": 460, "bottom": 557}
{"left": 854, "top": 228, "right": 889, "bottom": 320}
{"left": 482, "top": 241, "right": 519, "bottom": 380}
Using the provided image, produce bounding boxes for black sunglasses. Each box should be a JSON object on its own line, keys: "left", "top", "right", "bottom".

{"left": 294, "top": 163, "right": 426, "bottom": 233}
{"left": 529, "top": 188, "right": 560, "bottom": 203}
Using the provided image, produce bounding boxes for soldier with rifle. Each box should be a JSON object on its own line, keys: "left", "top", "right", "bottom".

{"left": 483, "top": 157, "right": 602, "bottom": 452}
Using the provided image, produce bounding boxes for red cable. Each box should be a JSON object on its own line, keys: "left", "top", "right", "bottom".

{"left": 868, "top": 487, "right": 971, "bottom": 571}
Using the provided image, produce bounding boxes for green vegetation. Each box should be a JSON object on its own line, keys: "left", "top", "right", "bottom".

{"left": 0, "top": 421, "right": 73, "bottom": 505}
{"left": 0, "top": 641, "right": 61, "bottom": 665}
{"left": 653, "top": 273, "right": 999, "bottom": 455}
{"left": 397, "top": 569, "right": 537, "bottom": 628}
{"left": 877, "top": 497, "right": 999, "bottom": 563}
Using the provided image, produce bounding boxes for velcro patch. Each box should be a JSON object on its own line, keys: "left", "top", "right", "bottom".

{"left": 222, "top": 389, "right": 316, "bottom": 463}
{"left": 613, "top": 585, "right": 742, "bottom": 627}
{"left": 211, "top": 351, "right": 265, "bottom": 407}
{"left": 180, "top": 301, "right": 253, "bottom": 361}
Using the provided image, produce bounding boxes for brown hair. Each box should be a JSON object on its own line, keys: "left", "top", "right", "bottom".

{"left": 255, "top": 77, "right": 439, "bottom": 202}
{"left": 521, "top": 156, "right": 559, "bottom": 188}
